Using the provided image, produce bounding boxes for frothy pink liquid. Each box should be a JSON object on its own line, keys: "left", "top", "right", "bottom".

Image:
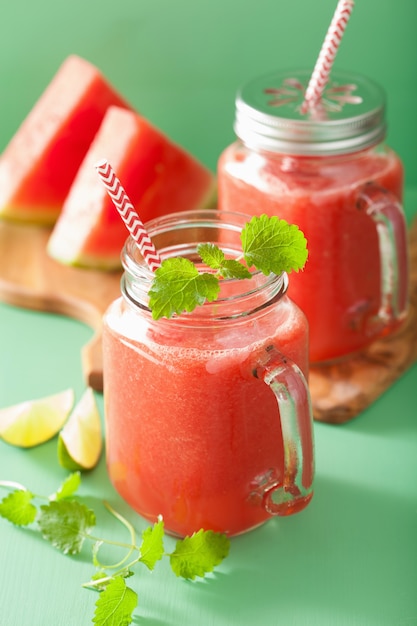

{"left": 103, "top": 294, "right": 312, "bottom": 537}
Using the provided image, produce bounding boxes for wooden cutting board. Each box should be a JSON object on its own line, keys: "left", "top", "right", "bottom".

{"left": 0, "top": 218, "right": 416, "bottom": 423}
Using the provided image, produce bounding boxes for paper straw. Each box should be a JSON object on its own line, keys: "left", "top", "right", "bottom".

{"left": 95, "top": 159, "right": 162, "bottom": 273}
{"left": 301, "top": 0, "right": 354, "bottom": 113}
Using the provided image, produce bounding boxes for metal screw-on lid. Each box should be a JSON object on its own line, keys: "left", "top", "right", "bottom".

{"left": 234, "top": 70, "right": 386, "bottom": 156}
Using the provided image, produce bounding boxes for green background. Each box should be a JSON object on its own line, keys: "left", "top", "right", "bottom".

{"left": 1, "top": 1, "right": 416, "bottom": 625}
{"left": 1, "top": 0, "right": 417, "bottom": 212}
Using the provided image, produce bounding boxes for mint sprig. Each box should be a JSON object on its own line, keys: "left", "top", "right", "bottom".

{"left": 0, "top": 475, "right": 230, "bottom": 625}
{"left": 198, "top": 243, "right": 252, "bottom": 280}
{"left": 149, "top": 215, "right": 307, "bottom": 319}
{"left": 148, "top": 257, "right": 220, "bottom": 320}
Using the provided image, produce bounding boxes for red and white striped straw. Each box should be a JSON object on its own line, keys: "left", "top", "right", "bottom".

{"left": 95, "top": 159, "right": 162, "bottom": 273}
{"left": 301, "top": 0, "right": 354, "bottom": 113}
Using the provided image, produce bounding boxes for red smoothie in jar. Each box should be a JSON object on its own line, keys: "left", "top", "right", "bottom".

{"left": 218, "top": 71, "right": 409, "bottom": 363}
{"left": 102, "top": 211, "right": 314, "bottom": 538}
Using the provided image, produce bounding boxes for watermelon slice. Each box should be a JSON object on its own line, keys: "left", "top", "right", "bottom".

{"left": 0, "top": 55, "right": 130, "bottom": 224}
{"left": 47, "top": 106, "right": 217, "bottom": 269}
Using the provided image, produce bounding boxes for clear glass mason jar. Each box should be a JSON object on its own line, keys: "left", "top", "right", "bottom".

{"left": 102, "top": 210, "right": 314, "bottom": 537}
{"left": 218, "top": 70, "right": 409, "bottom": 363}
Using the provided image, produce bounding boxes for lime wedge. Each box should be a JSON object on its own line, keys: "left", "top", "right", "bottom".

{"left": 57, "top": 388, "right": 102, "bottom": 471}
{"left": 0, "top": 389, "right": 74, "bottom": 448}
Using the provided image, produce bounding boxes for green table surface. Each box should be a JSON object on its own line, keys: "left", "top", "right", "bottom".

{"left": 1, "top": 1, "right": 417, "bottom": 624}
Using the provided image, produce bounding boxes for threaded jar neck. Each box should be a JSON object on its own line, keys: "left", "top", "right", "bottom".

{"left": 121, "top": 210, "right": 288, "bottom": 322}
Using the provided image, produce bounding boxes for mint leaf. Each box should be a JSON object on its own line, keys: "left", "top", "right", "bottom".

{"left": 38, "top": 500, "right": 96, "bottom": 554}
{"left": 139, "top": 518, "right": 165, "bottom": 570}
{"left": 0, "top": 490, "right": 37, "bottom": 526}
{"left": 93, "top": 576, "right": 138, "bottom": 626}
{"left": 197, "top": 243, "right": 225, "bottom": 269}
{"left": 198, "top": 243, "right": 251, "bottom": 280}
{"left": 241, "top": 214, "right": 308, "bottom": 275}
{"left": 169, "top": 529, "right": 230, "bottom": 580}
{"left": 51, "top": 471, "right": 81, "bottom": 501}
{"left": 148, "top": 257, "right": 220, "bottom": 320}
{"left": 220, "top": 259, "right": 251, "bottom": 279}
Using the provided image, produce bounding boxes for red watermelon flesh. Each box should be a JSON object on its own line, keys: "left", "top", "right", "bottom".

{"left": 0, "top": 55, "right": 130, "bottom": 224}
{"left": 47, "top": 106, "right": 217, "bottom": 269}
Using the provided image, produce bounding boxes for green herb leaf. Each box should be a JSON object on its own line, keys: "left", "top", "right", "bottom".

{"left": 148, "top": 215, "right": 307, "bottom": 318}
{"left": 241, "top": 214, "right": 308, "bottom": 275}
{"left": 169, "top": 529, "right": 230, "bottom": 580}
{"left": 197, "top": 242, "right": 225, "bottom": 269}
{"left": 148, "top": 257, "right": 220, "bottom": 320}
{"left": 0, "top": 489, "right": 37, "bottom": 526}
{"left": 220, "top": 259, "right": 252, "bottom": 279}
{"left": 51, "top": 471, "right": 81, "bottom": 501}
{"left": 0, "top": 473, "right": 232, "bottom": 624}
{"left": 139, "top": 518, "right": 165, "bottom": 570}
{"left": 38, "top": 500, "right": 96, "bottom": 555}
{"left": 198, "top": 243, "right": 251, "bottom": 279}
{"left": 93, "top": 576, "right": 138, "bottom": 626}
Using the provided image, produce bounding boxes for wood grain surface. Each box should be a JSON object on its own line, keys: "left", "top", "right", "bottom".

{"left": 0, "top": 218, "right": 416, "bottom": 422}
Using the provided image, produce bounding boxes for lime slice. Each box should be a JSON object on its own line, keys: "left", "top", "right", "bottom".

{"left": 0, "top": 389, "right": 74, "bottom": 448}
{"left": 57, "top": 388, "right": 102, "bottom": 471}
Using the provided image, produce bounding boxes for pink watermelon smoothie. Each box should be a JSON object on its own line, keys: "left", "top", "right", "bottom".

{"left": 218, "top": 147, "right": 405, "bottom": 362}
{"left": 103, "top": 292, "right": 312, "bottom": 537}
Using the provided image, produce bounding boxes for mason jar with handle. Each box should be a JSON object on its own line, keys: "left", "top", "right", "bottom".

{"left": 218, "top": 70, "right": 409, "bottom": 363}
{"left": 102, "top": 210, "right": 314, "bottom": 537}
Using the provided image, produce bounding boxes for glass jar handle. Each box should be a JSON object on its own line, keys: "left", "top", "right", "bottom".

{"left": 255, "top": 347, "right": 314, "bottom": 516}
{"left": 357, "top": 183, "right": 409, "bottom": 326}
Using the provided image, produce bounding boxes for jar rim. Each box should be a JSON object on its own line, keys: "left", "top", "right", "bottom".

{"left": 123, "top": 208, "right": 274, "bottom": 284}
{"left": 121, "top": 209, "right": 289, "bottom": 320}
{"left": 234, "top": 69, "right": 386, "bottom": 156}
